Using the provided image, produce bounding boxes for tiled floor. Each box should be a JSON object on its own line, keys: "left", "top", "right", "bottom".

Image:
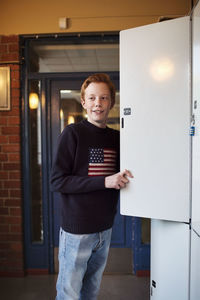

{"left": 0, "top": 274, "right": 150, "bottom": 300}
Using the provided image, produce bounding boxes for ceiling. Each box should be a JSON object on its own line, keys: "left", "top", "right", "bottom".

{"left": 33, "top": 43, "right": 119, "bottom": 73}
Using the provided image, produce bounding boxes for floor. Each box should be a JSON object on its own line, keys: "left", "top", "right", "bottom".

{"left": 0, "top": 274, "right": 150, "bottom": 300}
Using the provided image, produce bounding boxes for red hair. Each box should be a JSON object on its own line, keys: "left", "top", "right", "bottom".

{"left": 81, "top": 73, "right": 116, "bottom": 108}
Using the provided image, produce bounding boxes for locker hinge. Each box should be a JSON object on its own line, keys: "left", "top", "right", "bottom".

{"left": 190, "top": 114, "right": 195, "bottom": 136}
{"left": 189, "top": 218, "right": 191, "bottom": 230}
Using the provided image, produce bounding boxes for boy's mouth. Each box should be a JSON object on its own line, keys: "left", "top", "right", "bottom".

{"left": 93, "top": 110, "right": 103, "bottom": 114}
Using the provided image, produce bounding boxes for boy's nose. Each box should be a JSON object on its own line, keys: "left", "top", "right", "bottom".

{"left": 95, "top": 98, "right": 101, "bottom": 106}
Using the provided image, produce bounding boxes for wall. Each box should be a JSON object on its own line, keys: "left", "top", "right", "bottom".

{"left": 0, "top": 0, "right": 195, "bottom": 276}
{"left": 0, "top": 36, "right": 24, "bottom": 276}
{"left": 0, "top": 0, "right": 191, "bottom": 35}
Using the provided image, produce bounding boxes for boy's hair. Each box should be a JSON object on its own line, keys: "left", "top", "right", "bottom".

{"left": 81, "top": 73, "right": 116, "bottom": 108}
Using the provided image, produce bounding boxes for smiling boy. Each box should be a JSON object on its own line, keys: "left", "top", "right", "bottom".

{"left": 51, "top": 73, "right": 132, "bottom": 300}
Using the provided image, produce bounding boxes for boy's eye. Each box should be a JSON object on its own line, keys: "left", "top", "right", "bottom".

{"left": 89, "top": 97, "right": 95, "bottom": 100}
{"left": 101, "top": 96, "right": 109, "bottom": 100}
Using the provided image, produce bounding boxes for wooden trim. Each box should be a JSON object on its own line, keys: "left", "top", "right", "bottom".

{"left": 136, "top": 270, "right": 150, "bottom": 277}
{"left": 26, "top": 269, "right": 49, "bottom": 275}
{"left": 0, "top": 270, "right": 25, "bottom": 277}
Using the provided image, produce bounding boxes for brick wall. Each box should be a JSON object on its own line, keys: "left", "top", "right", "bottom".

{"left": 0, "top": 35, "right": 24, "bottom": 276}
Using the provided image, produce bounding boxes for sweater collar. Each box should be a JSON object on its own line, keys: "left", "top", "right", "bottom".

{"left": 82, "top": 119, "right": 109, "bottom": 133}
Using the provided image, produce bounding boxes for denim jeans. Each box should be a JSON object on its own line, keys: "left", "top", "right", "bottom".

{"left": 55, "top": 227, "right": 112, "bottom": 300}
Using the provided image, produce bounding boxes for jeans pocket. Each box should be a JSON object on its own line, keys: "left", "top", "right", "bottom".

{"left": 58, "top": 228, "right": 66, "bottom": 259}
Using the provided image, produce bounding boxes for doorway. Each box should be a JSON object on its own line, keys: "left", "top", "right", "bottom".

{"left": 21, "top": 33, "right": 150, "bottom": 274}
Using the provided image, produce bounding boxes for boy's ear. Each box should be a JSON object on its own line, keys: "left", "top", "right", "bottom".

{"left": 81, "top": 98, "right": 86, "bottom": 109}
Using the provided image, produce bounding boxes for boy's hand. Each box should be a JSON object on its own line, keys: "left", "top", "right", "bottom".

{"left": 105, "top": 169, "right": 133, "bottom": 190}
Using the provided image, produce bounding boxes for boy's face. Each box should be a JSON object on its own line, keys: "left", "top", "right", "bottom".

{"left": 81, "top": 82, "right": 112, "bottom": 128}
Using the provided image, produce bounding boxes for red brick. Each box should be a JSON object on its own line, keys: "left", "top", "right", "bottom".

{"left": 10, "top": 207, "right": 21, "bottom": 216}
{"left": 1, "top": 36, "right": 19, "bottom": 43}
{"left": 11, "top": 80, "right": 20, "bottom": 89}
{"left": 12, "top": 71, "right": 20, "bottom": 80}
{"left": 0, "top": 117, "right": 7, "bottom": 125}
{"left": 0, "top": 243, "right": 10, "bottom": 250}
{"left": 11, "top": 88, "right": 20, "bottom": 98}
{"left": 6, "top": 252, "right": 23, "bottom": 260}
{"left": 0, "top": 136, "right": 8, "bottom": 143}
{"left": 0, "top": 190, "right": 9, "bottom": 197}
{"left": 0, "top": 199, "right": 5, "bottom": 206}
{"left": 8, "top": 135, "right": 20, "bottom": 143}
{"left": 2, "top": 145, "right": 20, "bottom": 153}
{"left": 0, "top": 44, "right": 8, "bottom": 52}
{"left": 4, "top": 181, "right": 21, "bottom": 189}
{"left": 9, "top": 171, "right": 21, "bottom": 179}
{"left": 10, "top": 190, "right": 21, "bottom": 198}
{"left": 1, "top": 127, "right": 20, "bottom": 135}
{"left": 1, "top": 259, "right": 23, "bottom": 268}
{"left": 0, "top": 207, "right": 9, "bottom": 215}
{"left": 8, "top": 153, "right": 20, "bottom": 161}
{"left": 0, "top": 234, "right": 22, "bottom": 242}
{"left": 8, "top": 117, "right": 20, "bottom": 125}
{"left": 0, "top": 154, "right": 8, "bottom": 161}
{"left": 8, "top": 43, "right": 19, "bottom": 52}
{"left": 10, "top": 224, "right": 22, "bottom": 233}
{"left": 12, "top": 97, "right": 20, "bottom": 107}
{"left": 1, "top": 53, "right": 19, "bottom": 62}
{"left": 0, "top": 216, "right": 21, "bottom": 225}
{"left": 3, "top": 163, "right": 21, "bottom": 170}
{"left": 0, "top": 172, "right": 8, "bottom": 180}
{"left": 10, "top": 65, "right": 19, "bottom": 71}
{"left": 0, "top": 224, "right": 9, "bottom": 233}
{"left": 4, "top": 199, "right": 21, "bottom": 207}
{"left": 10, "top": 242, "right": 23, "bottom": 252}
{"left": 0, "top": 108, "right": 19, "bottom": 117}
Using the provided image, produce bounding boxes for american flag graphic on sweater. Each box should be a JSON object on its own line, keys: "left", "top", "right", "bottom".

{"left": 88, "top": 148, "right": 117, "bottom": 176}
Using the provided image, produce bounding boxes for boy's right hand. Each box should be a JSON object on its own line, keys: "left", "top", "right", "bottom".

{"left": 105, "top": 169, "right": 133, "bottom": 190}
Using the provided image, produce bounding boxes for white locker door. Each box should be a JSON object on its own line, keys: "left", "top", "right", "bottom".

{"left": 151, "top": 220, "right": 190, "bottom": 300}
{"left": 192, "top": 0, "right": 200, "bottom": 235}
{"left": 190, "top": 230, "right": 200, "bottom": 300}
{"left": 120, "top": 17, "right": 191, "bottom": 222}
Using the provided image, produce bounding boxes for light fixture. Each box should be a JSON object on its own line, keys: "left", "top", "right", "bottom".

{"left": 60, "top": 109, "right": 64, "bottom": 120}
{"left": 68, "top": 115, "right": 75, "bottom": 124}
{"left": 29, "top": 92, "right": 39, "bottom": 109}
{"left": 61, "top": 90, "right": 72, "bottom": 94}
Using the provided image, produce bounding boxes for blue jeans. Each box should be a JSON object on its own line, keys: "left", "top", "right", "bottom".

{"left": 56, "top": 227, "right": 112, "bottom": 300}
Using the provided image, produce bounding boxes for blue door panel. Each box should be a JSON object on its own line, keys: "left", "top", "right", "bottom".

{"left": 111, "top": 199, "right": 132, "bottom": 247}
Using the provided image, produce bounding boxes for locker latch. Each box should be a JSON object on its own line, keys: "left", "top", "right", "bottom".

{"left": 121, "top": 117, "right": 124, "bottom": 128}
{"left": 151, "top": 280, "right": 156, "bottom": 297}
{"left": 190, "top": 114, "right": 195, "bottom": 136}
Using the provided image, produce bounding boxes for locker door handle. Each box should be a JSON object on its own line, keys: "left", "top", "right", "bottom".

{"left": 121, "top": 118, "right": 124, "bottom": 128}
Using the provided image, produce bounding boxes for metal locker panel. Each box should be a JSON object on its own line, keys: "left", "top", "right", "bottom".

{"left": 192, "top": 0, "right": 200, "bottom": 235}
{"left": 120, "top": 17, "right": 191, "bottom": 222}
{"left": 190, "top": 229, "right": 200, "bottom": 300}
{"left": 150, "top": 220, "right": 190, "bottom": 300}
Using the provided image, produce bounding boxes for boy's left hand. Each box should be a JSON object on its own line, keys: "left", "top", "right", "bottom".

{"left": 105, "top": 169, "right": 133, "bottom": 190}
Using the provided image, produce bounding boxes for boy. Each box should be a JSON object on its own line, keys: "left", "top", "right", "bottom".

{"left": 51, "top": 73, "right": 132, "bottom": 300}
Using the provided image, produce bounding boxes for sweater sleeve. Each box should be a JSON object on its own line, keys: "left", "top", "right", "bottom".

{"left": 50, "top": 126, "right": 106, "bottom": 194}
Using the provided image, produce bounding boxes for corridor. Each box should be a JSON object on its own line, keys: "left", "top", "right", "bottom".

{"left": 0, "top": 274, "right": 150, "bottom": 300}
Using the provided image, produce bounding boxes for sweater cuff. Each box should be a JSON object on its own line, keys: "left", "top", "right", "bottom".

{"left": 93, "top": 176, "right": 106, "bottom": 190}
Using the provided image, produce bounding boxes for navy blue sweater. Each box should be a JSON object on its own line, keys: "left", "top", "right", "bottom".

{"left": 50, "top": 119, "right": 120, "bottom": 234}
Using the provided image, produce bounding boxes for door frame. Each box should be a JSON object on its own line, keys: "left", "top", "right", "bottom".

{"left": 21, "top": 34, "right": 149, "bottom": 274}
